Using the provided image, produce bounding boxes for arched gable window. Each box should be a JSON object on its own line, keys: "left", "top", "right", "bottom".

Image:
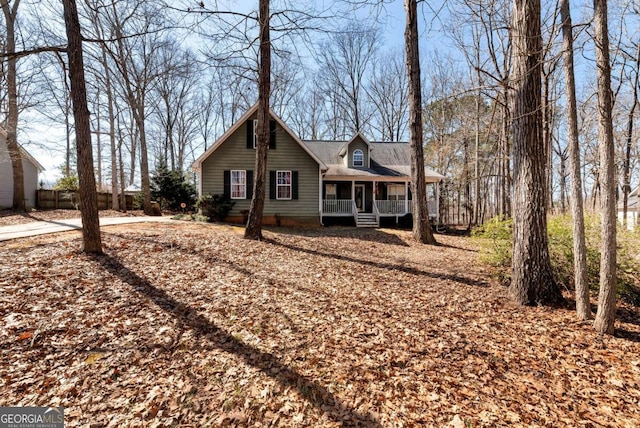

{"left": 353, "top": 149, "right": 364, "bottom": 167}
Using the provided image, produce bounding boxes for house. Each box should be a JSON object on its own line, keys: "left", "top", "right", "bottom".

{"left": 192, "top": 104, "right": 444, "bottom": 227}
{"left": 0, "top": 126, "right": 44, "bottom": 209}
{"left": 618, "top": 187, "right": 639, "bottom": 230}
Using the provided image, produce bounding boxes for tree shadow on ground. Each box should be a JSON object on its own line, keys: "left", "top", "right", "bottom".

{"left": 614, "top": 329, "right": 640, "bottom": 342}
{"left": 91, "top": 253, "right": 381, "bottom": 427}
{"left": 270, "top": 226, "right": 410, "bottom": 247}
{"left": 264, "top": 238, "right": 489, "bottom": 288}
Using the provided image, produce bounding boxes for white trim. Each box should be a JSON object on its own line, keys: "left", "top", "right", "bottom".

{"left": 405, "top": 181, "right": 409, "bottom": 213}
{"left": 353, "top": 149, "right": 364, "bottom": 167}
{"left": 230, "top": 169, "right": 247, "bottom": 199}
{"left": 318, "top": 168, "right": 323, "bottom": 214}
{"left": 252, "top": 119, "right": 258, "bottom": 149}
{"left": 276, "top": 170, "right": 292, "bottom": 200}
{"left": 0, "top": 126, "right": 45, "bottom": 172}
{"left": 326, "top": 175, "right": 410, "bottom": 182}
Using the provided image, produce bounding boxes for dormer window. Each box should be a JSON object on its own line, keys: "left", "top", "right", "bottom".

{"left": 353, "top": 149, "right": 364, "bottom": 167}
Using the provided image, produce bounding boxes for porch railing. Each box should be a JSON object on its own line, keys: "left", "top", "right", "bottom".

{"left": 322, "top": 199, "right": 353, "bottom": 215}
{"left": 376, "top": 199, "right": 407, "bottom": 215}
{"left": 322, "top": 198, "right": 437, "bottom": 218}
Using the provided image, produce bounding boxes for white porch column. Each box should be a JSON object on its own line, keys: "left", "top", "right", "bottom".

{"left": 373, "top": 180, "right": 377, "bottom": 204}
{"left": 318, "top": 169, "right": 323, "bottom": 214}
{"left": 436, "top": 182, "right": 440, "bottom": 223}
{"left": 405, "top": 180, "right": 409, "bottom": 213}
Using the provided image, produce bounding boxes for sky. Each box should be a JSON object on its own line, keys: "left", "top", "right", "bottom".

{"left": 18, "top": 0, "right": 605, "bottom": 188}
{"left": 23, "top": 0, "right": 451, "bottom": 186}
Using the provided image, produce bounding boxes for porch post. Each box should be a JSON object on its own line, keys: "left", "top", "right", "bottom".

{"left": 373, "top": 180, "right": 377, "bottom": 205}
{"left": 405, "top": 180, "right": 409, "bottom": 213}
{"left": 436, "top": 181, "right": 440, "bottom": 223}
{"left": 318, "top": 169, "right": 323, "bottom": 215}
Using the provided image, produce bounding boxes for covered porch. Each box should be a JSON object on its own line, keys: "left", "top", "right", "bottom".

{"left": 321, "top": 180, "right": 439, "bottom": 227}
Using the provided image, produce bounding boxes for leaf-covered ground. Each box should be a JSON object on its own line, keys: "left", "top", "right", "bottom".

{"left": 0, "top": 209, "right": 147, "bottom": 226}
{"left": 1, "top": 222, "right": 639, "bottom": 427}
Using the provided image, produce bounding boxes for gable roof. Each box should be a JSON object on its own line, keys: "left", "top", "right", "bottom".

{"left": 0, "top": 126, "right": 45, "bottom": 172}
{"left": 192, "top": 104, "right": 326, "bottom": 170}
{"left": 302, "top": 140, "right": 445, "bottom": 182}
{"left": 339, "top": 132, "right": 373, "bottom": 157}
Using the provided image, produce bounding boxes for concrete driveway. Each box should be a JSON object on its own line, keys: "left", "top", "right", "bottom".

{"left": 0, "top": 216, "right": 176, "bottom": 242}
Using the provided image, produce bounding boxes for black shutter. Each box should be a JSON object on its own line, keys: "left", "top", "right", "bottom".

{"left": 246, "top": 170, "right": 253, "bottom": 199}
{"left": 223, "top": 170, "right": 231, "bottom": 197}
{"left": 269, "top": 171, "right": 276, "bottom": 199}
{"left": 269, "top": 120, "right": 276, "bottom": 149}
{"left": 292, "top": 171, "right": 299, "bottom": 200}
{"left": 246, "top": 120, "right": 254, "bottom": 149}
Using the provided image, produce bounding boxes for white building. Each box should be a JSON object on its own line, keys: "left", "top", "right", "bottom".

{"left": 0, "top": 127, "right": 44, "bottom": 209}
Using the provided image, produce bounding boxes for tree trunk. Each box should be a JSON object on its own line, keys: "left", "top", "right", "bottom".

{"left": 593, "top": 0, "right": 617, "bottom": 335}
{"left": 62, "top": 0, "right": 102, "bottom": 254}
{"left": 103, "top": 48, "right": 119, "bottom": 211}
{"left": 622, "top": 42, "right": 640, "bottom": 227}
{"left": 510, "top": 0, "right": 563, "bottom": 306}
{"left": 244, "top": 0, "right": 271, "bottom": 240}
{"left": 561, "top": 0, "right": 590, "bottom": 320}
{"left": 2, "top": 0, "right": 26, "bottom": 211}
{"left": 404, "top": 0, "right": 436, "bottom": 245}
{"left": 138, "top": 113, "right": 153, "bottom": 215}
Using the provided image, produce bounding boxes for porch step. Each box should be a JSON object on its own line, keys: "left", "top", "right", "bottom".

{"left": 356, "top": 213, "right": 379, "bottom": 228}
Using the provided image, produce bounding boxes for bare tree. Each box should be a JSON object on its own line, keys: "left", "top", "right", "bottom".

{"left": 287, "top": 83, "right": 325, "bottom": 140}
{"left": 62, "top": 0, "right": 102, "bottom": 253}
{"left": 510, "top": 0, "right": 563, "bottom": 305}
{"left": 593, "top": 0, "right": 617, "bottom": 335}
{"left": 244, "top": 0, "right": 271, "bottom": 240}
{"left": 561, "top": 0, "right": 590, "bottom": 319}
{"left": 318, "top": 23, "right": 379, "bottom": 138}
{"left": 101, "top": 1, "right": 168, "bottom": 215}
{"left": 367, "top": 51, "right": 408, "bottom": 141}
{"left": 621, "top": 41, "right": 640, "bottom": 227}
{"left": 404, "top": 0, "right": 436, "bottom": 244}
{"left": 1, "top": 0, "right": 25, "bottom": 211}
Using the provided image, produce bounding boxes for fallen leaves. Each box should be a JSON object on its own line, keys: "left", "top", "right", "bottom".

{"left": 0, "top": 222, "right": 639, "bottom": 427}
{"left": 17, "top": 331, "right": 32, "bottom": 341}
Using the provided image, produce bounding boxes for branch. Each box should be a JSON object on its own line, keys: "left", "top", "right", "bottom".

{"left": 0, "top": 45, "right": 67, "bottom": 59}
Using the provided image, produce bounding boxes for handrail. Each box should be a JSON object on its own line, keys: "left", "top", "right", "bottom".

{"left": 373, "top": 200, "right": 380, "bottom": 225}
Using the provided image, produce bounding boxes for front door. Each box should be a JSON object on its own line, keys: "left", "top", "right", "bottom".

{"left": 355, "top": 184, "right": 365, "bottom": 212}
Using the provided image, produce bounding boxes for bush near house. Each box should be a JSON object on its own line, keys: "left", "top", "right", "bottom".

{"left": 195, "top": 194, "right": 235, "bottom": 222}
{"left": 472, "top": 214, "right": 640, "bottom": 305}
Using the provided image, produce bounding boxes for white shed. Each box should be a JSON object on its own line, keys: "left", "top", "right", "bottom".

{"left": 0, "top": 127, "right": 45, "bottom": 209}
{"left": 618, "top": 187, "right": 639, "bottom": 231}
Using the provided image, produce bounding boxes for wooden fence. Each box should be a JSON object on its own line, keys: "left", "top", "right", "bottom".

{"left": 36, "top": 190, "right": 134, "bottom": 210}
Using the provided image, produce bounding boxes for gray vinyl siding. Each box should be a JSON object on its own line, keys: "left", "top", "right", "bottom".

{"left": 201, "top": 117, "right": 320, "bottom": 217}
{"left": 23, "top": 160, "right": 38, "bottom": 207}
{"left": 0, "top": 135, "right": 39, "bottom": 209}
{"left": 348, "top": 138, "right": 369, "bottom": 168}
